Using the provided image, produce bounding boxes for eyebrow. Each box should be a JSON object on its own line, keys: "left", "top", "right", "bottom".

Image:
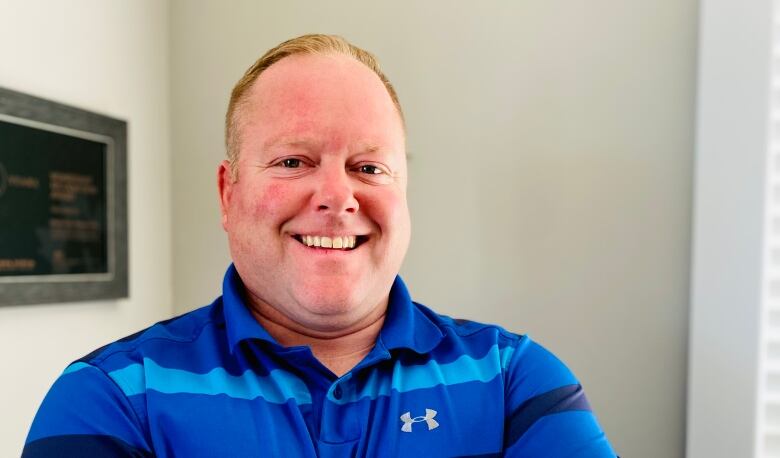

{"left": 262, "top": 137, "right": 322, "bottom": 151}
{"left": 263, "top": 137, "right": 386, "bottom": 155}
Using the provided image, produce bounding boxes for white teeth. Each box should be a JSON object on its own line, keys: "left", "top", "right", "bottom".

{"left": 299, "top": 235, "right": 358, "bottom": 250}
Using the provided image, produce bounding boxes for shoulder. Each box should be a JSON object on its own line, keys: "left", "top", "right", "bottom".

{"left": 411, "top": 306, "right": 615, "bottom": 454}
{"left": 417, "top": 302, "right": 579, "bottom": 390}
{"left": 73, "top": 300, "right": 221, "bottom": 374}
{"left": 415, "top": 301, "right": 520, "bottom": 344}
{"left": 20, "top": 303, "right": 223, "bottom": 454}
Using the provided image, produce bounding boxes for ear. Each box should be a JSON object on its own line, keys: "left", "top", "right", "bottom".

{"left": 217, "top": 160, "right": 233, "bottom": 231}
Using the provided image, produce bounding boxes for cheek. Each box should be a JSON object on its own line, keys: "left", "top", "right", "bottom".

{"left": 233, "top": 181, "right": 292, "bottom": 220}
{"left": 360, "top": 188, "right": 410, "bottom": 231}
{"left": 227, "top": 182, "right": 298, "bottom": 253}
{"left": 253, "top": 182, "right": 289, "bottom": 216}
{"left": 225, "top": 182, "right": 297, "bottom": 250}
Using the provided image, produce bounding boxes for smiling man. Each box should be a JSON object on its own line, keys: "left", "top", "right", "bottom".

{"left": 23, "top": 35, "right": 616, "bottom": 457}
{"left": 218, "top": 48, "right": 410, "bottom": 378}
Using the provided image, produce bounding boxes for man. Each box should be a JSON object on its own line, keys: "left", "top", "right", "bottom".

{"left": 23, "top": 35, "right": 616, "bottom": 457}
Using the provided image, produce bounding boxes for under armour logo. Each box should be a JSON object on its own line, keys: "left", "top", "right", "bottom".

{"left": 400, "top": 409, "right": 439, "bottom": 432}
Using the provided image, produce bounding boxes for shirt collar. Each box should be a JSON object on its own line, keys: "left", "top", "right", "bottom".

{"left": 222, "top": 264, "right": 278, "bottom": 352}
{"left": 378, "top": 276, "right": 444, "bottom": 354}
{"left": 221, "top": 264, "right": 444, "bottom": 354}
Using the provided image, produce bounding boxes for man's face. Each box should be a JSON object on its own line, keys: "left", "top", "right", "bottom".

{"left": 218, "top": 53, "right": 410, "bottom": 332}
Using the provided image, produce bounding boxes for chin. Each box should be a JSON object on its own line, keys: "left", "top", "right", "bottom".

{"left": 293, "top": 285, "right": 367, "bottom": 317}
{"left": 299, "top": 291, "right": 359, "bottom": 313}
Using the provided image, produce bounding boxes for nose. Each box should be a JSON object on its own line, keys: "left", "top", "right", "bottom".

{"left": 314, "top": 165, "right": 359, "bottom": 214}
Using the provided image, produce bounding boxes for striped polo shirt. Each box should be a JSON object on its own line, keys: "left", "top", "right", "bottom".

{"left": 24, "top": 265, "right": 615, "bottom": 457}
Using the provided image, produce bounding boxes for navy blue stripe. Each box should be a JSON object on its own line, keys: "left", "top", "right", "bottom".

{"left": 506, "top": 383, "right": 592, "bottom": 447}
{"left": 23, "top": 434, "right": 153, "bottom": 457}
{"left": 76, "top": 313, "right": 194, "bottom": 365}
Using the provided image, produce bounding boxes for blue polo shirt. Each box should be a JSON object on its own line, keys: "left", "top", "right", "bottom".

{"left": 24, "top": 265, "right": 616, "bottom": 457}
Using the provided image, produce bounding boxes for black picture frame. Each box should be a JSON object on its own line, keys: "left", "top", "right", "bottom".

{"left": 0, "top": 87, "right": 128, "bottom": 305}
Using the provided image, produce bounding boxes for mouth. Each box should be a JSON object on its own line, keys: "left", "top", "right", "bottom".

{"left": 291, "top": 234, "right": 369, "bottom": 251}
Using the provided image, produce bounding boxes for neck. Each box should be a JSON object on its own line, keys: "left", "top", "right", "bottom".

{"left": 250, "top": 301, "right": 386, "bottom": 377}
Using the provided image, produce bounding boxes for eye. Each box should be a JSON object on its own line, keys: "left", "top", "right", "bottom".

{"left": 280, "top": 158, "right": 302, "bottom": 168}
{"left": 350, "top": 162, "right": 394, "bottom": 185}
{"left": 359, "top": 164, "right": 383, "bottom": 175}
{"left": 268, "top": 157, "right": 313, "bottom": 177}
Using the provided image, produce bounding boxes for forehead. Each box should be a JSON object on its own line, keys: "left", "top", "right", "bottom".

{"left": 242, "top": 53, "right": 405, "bottom": 148}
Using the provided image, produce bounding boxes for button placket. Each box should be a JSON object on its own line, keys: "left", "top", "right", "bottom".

{"left": 320, "top": 373, "right": 360, "bottom": 443}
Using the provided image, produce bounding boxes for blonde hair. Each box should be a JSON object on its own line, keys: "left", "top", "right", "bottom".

{"left": 225, "top": 34, "right": 404, "bottom": 179}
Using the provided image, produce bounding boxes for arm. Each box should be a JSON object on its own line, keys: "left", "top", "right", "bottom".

{"left": 503, "top": 337, "right": 616, "bottom": 457}
{"left": 23, "top": 362, "right": 153, "bottom": 457}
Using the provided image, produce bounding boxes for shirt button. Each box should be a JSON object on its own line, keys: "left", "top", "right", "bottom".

{"left": 333, "top": 384, "right": 342, "bottom": 400}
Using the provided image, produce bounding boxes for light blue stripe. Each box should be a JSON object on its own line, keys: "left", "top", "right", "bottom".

{"left": 500, "top": 344, "right": 516, "bottom": 370}
{"left": 109, "top": 363, "right": 145, "bottom": 396}
{"left": 107, "top": 358, "right": 311, "bottom": 405}
{"left": 62, "top": 361, "right": 91, "bottom": 375}
{"left": 332, "top": 344, "right": 509, "bottom": 404}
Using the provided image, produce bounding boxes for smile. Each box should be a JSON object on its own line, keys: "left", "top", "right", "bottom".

{"left": 292, "top": 234, "right": 367, "bottom": 250}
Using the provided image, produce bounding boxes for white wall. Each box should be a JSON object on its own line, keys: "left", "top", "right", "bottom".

{"left": 169, "top": 2, "right": 698, "bottom": 457}
{"left": 687, "top": 0, "right": 773, "bottom": 457}
{"left": 0, "top": 0, "right": 172, "bottom": 455}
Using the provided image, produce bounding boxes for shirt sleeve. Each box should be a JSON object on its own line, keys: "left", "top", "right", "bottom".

{"left": 23, "top": 362, "right": 153, "bottom": 457}
{"left": 502, "top": 337, "right": 617, "bottom": 457}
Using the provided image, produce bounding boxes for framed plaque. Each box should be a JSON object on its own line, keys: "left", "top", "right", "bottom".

{"left": 0, "top": 87, "right": 127, "bottom": 305}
